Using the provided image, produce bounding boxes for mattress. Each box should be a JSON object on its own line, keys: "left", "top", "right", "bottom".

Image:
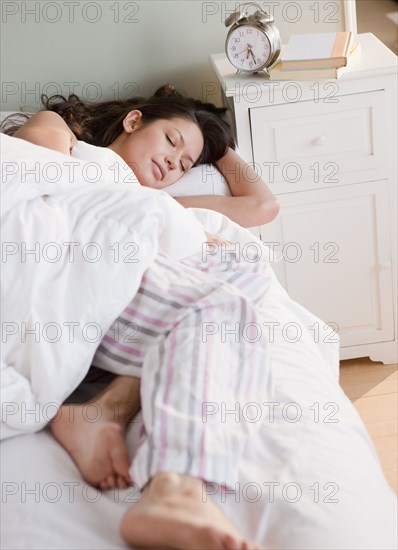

{"left": 1, "top": 129, "right": 397, "bottom": 550}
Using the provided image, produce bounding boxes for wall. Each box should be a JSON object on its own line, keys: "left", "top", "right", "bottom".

{"left": 1, "top": 0, "right": 349, "bottom": 111}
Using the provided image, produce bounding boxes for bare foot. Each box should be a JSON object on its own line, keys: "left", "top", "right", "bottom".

{"left": 120, "top": 472, "right": 259, "bottom": 549}
{"left": 51, "top": 403, "right": 132, "bottom": 489}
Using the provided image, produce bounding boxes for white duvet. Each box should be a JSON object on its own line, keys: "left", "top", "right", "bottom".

{"left": 1, "top": 134, "right": 206, "bottom": 438}
{"left": 1, "top": 134, "right": 397, "bottom": 549}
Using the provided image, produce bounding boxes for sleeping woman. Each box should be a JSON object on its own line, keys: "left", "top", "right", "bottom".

{"left": 3, "top": 87, "right": 280, "bottom": 550}
{"left": 4, "top": 84, "right": 279, "bottom": 227}
{"left": 5, "top": 82, "right": 398, "bottom": 550}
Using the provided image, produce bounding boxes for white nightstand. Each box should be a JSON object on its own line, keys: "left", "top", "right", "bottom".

{"left": 210, "top": 33, "right": 397, "bottom": 364}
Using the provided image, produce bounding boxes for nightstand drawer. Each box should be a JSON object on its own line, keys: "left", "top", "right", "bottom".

{"left": 250, "top": 90, "right": 388, "bottom": 192}
{"left": 259, "top": 180, "right": 395, "bottom": 347}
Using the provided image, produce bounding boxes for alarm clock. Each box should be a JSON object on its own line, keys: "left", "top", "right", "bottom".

{"left": 225, "top": 2, "right": 281, "bottom": 75}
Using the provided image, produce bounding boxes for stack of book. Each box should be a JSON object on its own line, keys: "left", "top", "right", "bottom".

{"left": 269, "top": 32, "right": 361, "bottom": 80}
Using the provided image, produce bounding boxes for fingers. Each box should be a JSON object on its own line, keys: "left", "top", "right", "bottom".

{"left": 205, "top": 232, "right": 234, "bottom": 247}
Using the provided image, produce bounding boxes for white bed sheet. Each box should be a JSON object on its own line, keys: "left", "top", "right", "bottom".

{"left": 1, "top": 135, "right": 397, "bottom": 549}
{"left": 2, "top": 269, "right": 397, "bottom": 549}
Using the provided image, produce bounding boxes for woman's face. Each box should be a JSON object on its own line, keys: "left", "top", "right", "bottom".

{"left": 110, "top": 111, "right": 204, "bottom": 188}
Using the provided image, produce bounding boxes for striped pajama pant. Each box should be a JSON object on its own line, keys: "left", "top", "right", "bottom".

{"left": 93, "top": 248, "right": 271, "bottom": 489}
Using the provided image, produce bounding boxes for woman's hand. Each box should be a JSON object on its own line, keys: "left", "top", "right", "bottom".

{"left": 204, "top": 232, "right": 234, "bottom": 247}
{"left": 174, "top": 147, "right": 280, "bottom": 228}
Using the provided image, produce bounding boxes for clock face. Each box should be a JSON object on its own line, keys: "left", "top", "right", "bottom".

{"left": 226, "top": 25, "right": 272, "bottom": 71}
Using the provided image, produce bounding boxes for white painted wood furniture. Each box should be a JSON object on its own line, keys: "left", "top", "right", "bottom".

{"left": 210, "top": 33, "right": 397, "bottom": 364}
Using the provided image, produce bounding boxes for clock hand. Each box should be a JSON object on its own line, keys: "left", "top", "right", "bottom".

{"left": 246, "top": 44, "right": 256, "bottom": 62}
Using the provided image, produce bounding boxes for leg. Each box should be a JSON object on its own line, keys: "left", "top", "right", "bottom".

{"left": 51, "top": 375, "right": 140, "bottom": 489}
{"left": 119, "top": 254, "right": 268, "bottom": 549}
{"left": 55, "top": 252, "right": 266, "bottom": 548}
{"left": 53, "top": 248, "right": 270, "bottom": 491}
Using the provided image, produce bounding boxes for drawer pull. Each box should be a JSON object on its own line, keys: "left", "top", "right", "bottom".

{"left": 379, "top": 260, "right": 392, "bottom": 270}
{"left": 313, "top": 135, "right": 327, "bottom": 146}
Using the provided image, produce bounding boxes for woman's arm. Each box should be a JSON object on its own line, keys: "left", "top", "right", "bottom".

{"left": 14, "top": 111, "right": 76, "bottom": 156}
{"left": 174, "top": 147, "right": 280, "bottom": 228}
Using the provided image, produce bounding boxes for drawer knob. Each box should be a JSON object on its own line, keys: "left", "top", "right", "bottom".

{"left": 379, "top": 260, "right": 392, "bottom": 270}
{"left": 313, "top": 135, "right": 327, "bottom": 146}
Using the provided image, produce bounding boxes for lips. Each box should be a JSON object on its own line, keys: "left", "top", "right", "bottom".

{"left": 152, "top": 160, "right": 165, "bottom": 180}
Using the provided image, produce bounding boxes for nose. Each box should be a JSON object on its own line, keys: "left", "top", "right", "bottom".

{"left": 165, "top": 154, "right": 178, "bottom": 171}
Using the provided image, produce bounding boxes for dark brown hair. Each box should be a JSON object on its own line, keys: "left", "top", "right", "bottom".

{"left": 1, "top": 84, "right": 235, "bottom": 165}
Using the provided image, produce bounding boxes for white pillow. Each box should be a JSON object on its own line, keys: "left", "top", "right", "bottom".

{"left": 164, "top": 147, "right": 247, "bottom": 198}
{"left": 163, "top": 164, "right": 231, "bottom": 197}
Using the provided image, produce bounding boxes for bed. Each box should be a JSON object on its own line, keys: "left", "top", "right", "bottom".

{"left": 1, "top": 132, "right": 397, "bottom": 549}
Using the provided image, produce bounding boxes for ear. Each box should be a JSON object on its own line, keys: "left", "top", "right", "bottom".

{"left": 123, "top": 110, "right": 143, "bottom": 133}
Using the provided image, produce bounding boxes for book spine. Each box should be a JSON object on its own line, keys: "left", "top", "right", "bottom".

{"left": 331, "top": 31, "right": 352, "bottom": 63}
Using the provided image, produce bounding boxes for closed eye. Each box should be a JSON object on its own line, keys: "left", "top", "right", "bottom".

{"left": 166, "top": 134, "right": 188, "bottom": 172}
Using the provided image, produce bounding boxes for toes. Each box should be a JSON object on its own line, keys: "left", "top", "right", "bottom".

{"left": 99, "top": 474, "right": 116, "bottom": 490}
{"left": 126, "top": 471, "right": 134, "bottom": 485}
{"left": 116, "top": 475, "right": 128, "bottom": 489}
{"left": 107, "top": 474, "right": 116, "bottom": 487}
{"left": 110, "top": 442, "right": 131, "bottom": 479}
{"left": 222, "top": 533, "right": 242, "bottom": 550}
{"left": 222, "top": 533, "right": 256, "bottom": 550}
{"left": 222, "top": 534, "right": 232, "bottom": 550}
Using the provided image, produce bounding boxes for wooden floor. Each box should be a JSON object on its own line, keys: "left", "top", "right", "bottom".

{"left": 339, "top": 357, "right": 398, "bottom": 494}
{"left": 342, "top": 0, "right": 398, "bottom": 496}
{"left": 356, "top": 0, "right": 398, "bottom": 55}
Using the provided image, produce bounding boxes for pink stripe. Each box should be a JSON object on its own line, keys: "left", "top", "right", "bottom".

{"left": 243, "top": 307, "right": 259, "bottom": 401}
{"left": 102, "top": 334, "right": 145, "bottom": 357}
{"left": 168, "top": 289, "right": 196, "bottom": 304}
{"left": 185, "top": 257, "right": 218, "bottom": 272}
{"left": 201, "top": 258, "right": 219, "bottom": 272}
{"left": 199, "top": 299, "right": 211, "bottom": 479}
{"left": 157, "top": 324, "right": 178, "bottom": 470}
{"left": 124, "top": 306, "right": 170, "bottom": 328}
{"left": 142, "top": 274, "right": 199, "bottom": 305}
{"left": 141, "top": 274, "right": 160, "bottom": 286}
{"left": 234, "top": 273, "right": 258, "bottom": 290}
{"left": 139, "top": 423, "right": 147, "bottom": 445}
